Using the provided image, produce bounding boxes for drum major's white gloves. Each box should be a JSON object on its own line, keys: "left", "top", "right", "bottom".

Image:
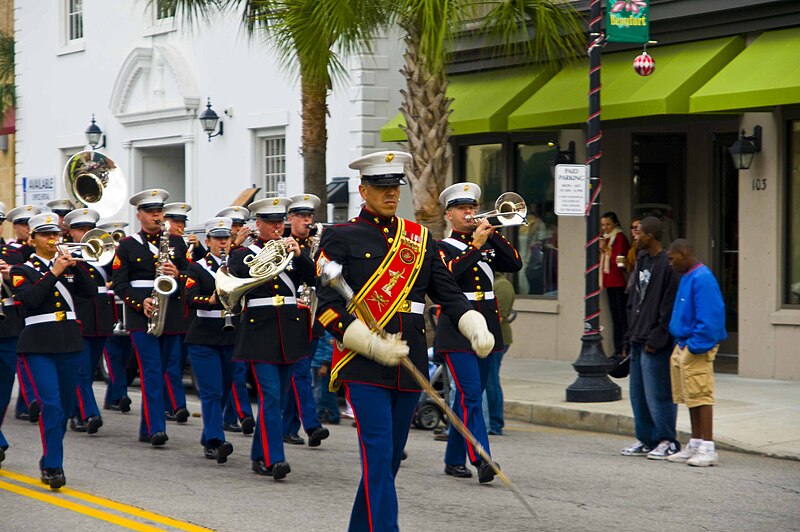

{"left": 342, "top": 319, "right": 409, "bottom": 367}
{"left": 458, "top": 310, "right": 494, "bottom": 358}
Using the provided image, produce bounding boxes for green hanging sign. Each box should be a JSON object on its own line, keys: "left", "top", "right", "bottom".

{"left": 606, "top": 0, "right": 650, "bottom": 43}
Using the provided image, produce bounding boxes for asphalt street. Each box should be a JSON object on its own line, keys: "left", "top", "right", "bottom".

{"left": 1, "top": 385, "right": 799, "bottom": 531}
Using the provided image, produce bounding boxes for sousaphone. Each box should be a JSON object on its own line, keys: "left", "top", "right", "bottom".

{"left": 63, "top": 150, "right": 127, "bottom": 218}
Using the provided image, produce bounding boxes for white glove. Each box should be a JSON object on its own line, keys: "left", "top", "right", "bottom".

{"left": 342, "top": 319, "right": 409, "bottom": 367}
{"left": 458, "top": 310, "right": 494, "bottom": 358}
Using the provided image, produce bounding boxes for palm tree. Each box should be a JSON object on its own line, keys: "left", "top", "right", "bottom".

{"left": 391, "top": 0, "right": 585, "bottom": 238}
{"left": 161, "top": 0, "right": 386, "bottom": 221}
{"left": 0, "top": 31, "right": 14, "bottom": 116}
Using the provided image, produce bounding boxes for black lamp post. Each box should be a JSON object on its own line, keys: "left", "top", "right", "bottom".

{"left": 728, "top": 126, "right": 761, "bottom": 170}
{"left": 198, "top": 98, "right": 223, "bottom": 142}
{"left": 85, "top": 114, "right": 106, "bottom": 150}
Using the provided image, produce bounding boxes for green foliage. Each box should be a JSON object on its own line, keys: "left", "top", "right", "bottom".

{"left": 0, "top": 31, "right": 14, "bottom": 114}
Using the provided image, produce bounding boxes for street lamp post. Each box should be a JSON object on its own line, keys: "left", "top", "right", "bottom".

{"left": 566, "top": 0, "right": 621, "bottom": 403}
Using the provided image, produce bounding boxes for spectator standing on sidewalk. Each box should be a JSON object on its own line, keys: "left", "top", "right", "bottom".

{"left": 620, "top": 216, "right": 681, "bottom": 460}
{"left": 599, "top": 212, "right": 631, "bottom": 355}
{"left": 483, "top": 272, "right": 515, "bottom": 435}
{"left": 666, "top": 239, "right": 727, "bottom": 467}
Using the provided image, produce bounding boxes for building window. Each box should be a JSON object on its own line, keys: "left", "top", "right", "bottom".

{"left": 786, "top": 120, "right": 800, "bottom": 306}
{"left": 259, "top": 136, "right": 286, "bottom": 197}
{"left": 156, "top": 0, "right": 177, "bottom": 20}
{"left": 67, "top": 0, "right": 84, "bottom": 41}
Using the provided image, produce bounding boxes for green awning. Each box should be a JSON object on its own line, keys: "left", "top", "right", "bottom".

{"left": 691, "top": 28, "right": 800, "bottom": 113}
{"left": 508, "top": 36, "right": 744, "bottom": 130}
{"left": 380, "top": 65, "right": 555, "bottom": 142}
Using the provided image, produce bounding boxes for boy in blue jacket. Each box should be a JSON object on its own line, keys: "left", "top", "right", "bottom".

{"left": 666, "top": 239, "right": 727, "bottom": 467}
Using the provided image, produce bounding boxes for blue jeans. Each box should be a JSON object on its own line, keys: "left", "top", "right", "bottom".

{"left": 483, "top": 347, "right": 507, "bottom": 434}
{"left": 628, "top": 342, "right": 678, "bottom": 448}
{"left": 312, "top": 367, "right": 339, "bottom": 423}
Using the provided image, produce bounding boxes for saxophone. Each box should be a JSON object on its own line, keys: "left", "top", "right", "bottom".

{"left": 146, "top": 221, "right": 178, "bottom": 336}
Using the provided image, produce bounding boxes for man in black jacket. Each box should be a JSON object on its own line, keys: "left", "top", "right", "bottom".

{"left": 620, "top": 216, "right": 681, "bottom": 460}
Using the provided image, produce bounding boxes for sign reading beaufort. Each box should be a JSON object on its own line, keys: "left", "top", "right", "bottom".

{"left": 554, "top": 164, "right": 589, "bottom": 216}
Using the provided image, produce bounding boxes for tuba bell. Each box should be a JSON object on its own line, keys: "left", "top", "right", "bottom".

{"left": 63, "top": 151, "right": 127, "bottom": 218}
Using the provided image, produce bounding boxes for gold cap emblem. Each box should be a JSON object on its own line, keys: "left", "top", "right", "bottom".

{"left": 218, "top": 221, "right": 224, "bottom": 227}
{"left": 181, "top": 204, "right": 186, "bottom": 209}
{"left": 45, "top": 215, "right": 53, "bottom": 224}
{"left": 385, "top": 153, "right": 394, "bottom": 163}
{"left": 83, "top": 209, "right": 89, "bottom": 214}
{"left": 273, "top": 198, "right": 280, "bottom": 206}
{"left": 26, "top": 206, "right": 32, "bottom": 211}
{"left": 304, "top": 195, "right": 309, "bottom": 200}
{"left": 151, "top": 191, "right": 158, "bottom": 196}
{"left": 463, "top": 185, "right": 470, "bottom": 192}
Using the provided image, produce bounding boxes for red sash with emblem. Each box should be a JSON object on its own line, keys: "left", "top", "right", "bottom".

{"left": 329, "top": 218, "right": 427, "bottom": 390}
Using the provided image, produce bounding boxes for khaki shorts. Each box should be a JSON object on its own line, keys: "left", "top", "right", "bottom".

{"left": 670, "top": 344, "right": 717, "bottom": 408}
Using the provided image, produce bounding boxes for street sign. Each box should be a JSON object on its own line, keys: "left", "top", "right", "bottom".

{"left": 554, "top": 164, "right": 589, "bottom": 216}
{"left": 606, "top": 0, "right": 650, "bottom": 44}
{"left": 22, "top": 175, "right": 56, "bottom": 208}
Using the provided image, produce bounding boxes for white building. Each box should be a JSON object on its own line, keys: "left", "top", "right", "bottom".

{"left": 14, "top": 0, "right": 408, "bottom": 225}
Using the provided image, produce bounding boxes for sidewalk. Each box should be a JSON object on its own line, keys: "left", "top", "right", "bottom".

{"left": 500, "top": 357, "right": 800, "bottom": 461}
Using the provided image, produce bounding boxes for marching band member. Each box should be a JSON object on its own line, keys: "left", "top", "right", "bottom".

{"left": 11, "top": 212, "right": 96, "bottom": 489}
{"left": 64, "top": 208, "right": 114, "bottom": 435}
{"left": 216, "top": 206, "right": 255, "bottom": 433}
{"left": 46, "top": 199, "right": 75, "bottom": 242}
{"left": 314, "top": 151, "right": 492, "bottom": 530}
{"left": 112, "top": 190, "right": 189, "bottom": 446}
{"left": 184, "top": 217, "right": 238, "bottom": 464}
{"left": 0, "top": 202, "right": 24, "bottom": 467}
{"left": 98, "top": 220, "right": 133, "bottom": 413}
{"left": 227, "top": 197, "right": 316, "bottom": 480}
{"left": 165, "top": 201, "right": 205, "bottom": 262}
{"left": 435, "top": 183, "right": 522, "bottom": 483}
{"left": 282, "top": 194, "right": 329, "bottom": 448}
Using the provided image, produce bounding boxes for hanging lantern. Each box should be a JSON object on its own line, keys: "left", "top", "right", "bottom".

{"left": 633, "top": 51, "right": 655, "bottom": 76}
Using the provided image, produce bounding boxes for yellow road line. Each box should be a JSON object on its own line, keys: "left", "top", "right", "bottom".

{"left": 0, "top": 470, "right": 212, "bottom": 532}
{"left": 0, "top": 479, "right": 163, "bottom": 531}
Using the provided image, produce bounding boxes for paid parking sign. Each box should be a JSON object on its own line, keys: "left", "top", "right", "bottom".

{"left": 554, "top": 165, "right": 589, "bottom": 216}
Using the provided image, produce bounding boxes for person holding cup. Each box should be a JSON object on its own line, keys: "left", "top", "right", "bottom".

{"left": 599, "top": 211, "right": 631, "bottom": 356}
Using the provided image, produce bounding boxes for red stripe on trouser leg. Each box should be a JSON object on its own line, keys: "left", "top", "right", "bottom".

{"left": 291, "top": 377, "right": 304, "bottom": 427}
{"left": 76, "top": 385, "right": 86, "bottom": 420}
{"left": 103, "top": 348, "right": 115, "bottom": 383}
{"left": 21, "top": 357, "right": 47, "bottom": 459}
{"left": 130, "top": 337, "right": 152, "bottom": 435}
{"left": 16, "top": 358, "right": 33, "bottom": 406}
{"left": 231, "top": 384, "right": 245, "bottom": 419}
{"left": 164, "top": 371, "right": 178, "bottom": 411}
{"left": 445, "top": 355, "right": 478, "bottom": 463}
{"left": 251, "top": 362, "right": 271, "bottom": 465}
{"left": 345, "top": 384, "right": 373, "bottom": 532}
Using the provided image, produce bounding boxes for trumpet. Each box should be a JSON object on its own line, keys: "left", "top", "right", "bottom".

{"left": 55, "top": 228, "right": 116, "bottom": 266}
{"left": 465, "top": 192, "right": 528, "bottom": 228}
{"left": 110, "top": 229, "right": 126, "bottom": 244}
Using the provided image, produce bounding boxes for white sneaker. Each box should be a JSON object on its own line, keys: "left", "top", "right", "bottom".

{"left": 667, "top": 446, "right": 697, "bottom": 463}
{"left": 687, "top": 447, "right": 719, "bottom": 467}
{"left": 620, "top": 441, "right": 651, "bottom": 456}
{"left": 647, "top": 440, "right": 678, "bottom": 460}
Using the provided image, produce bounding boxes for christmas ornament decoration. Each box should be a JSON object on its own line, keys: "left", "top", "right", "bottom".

{"left": 633, "top": 51, "right": 655, "bottom": 76}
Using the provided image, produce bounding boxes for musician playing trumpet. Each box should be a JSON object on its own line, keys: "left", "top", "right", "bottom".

{"left": 165, "top": 202, "right": 205, "bottom": 263}
{"left": 184, "top": 217, "right": 239, "bottom": 464}
{"left": 227, "top": 197, "right": 316, "bottom": 480}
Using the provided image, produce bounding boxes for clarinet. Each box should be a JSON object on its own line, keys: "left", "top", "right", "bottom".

{"left": 219, "top": 248, "right": 235, "bottom": 332}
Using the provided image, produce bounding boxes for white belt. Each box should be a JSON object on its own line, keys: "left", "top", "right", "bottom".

{"left": 397, "top": 301, "right": 424, "bottom": 314}
{"left": 248, "top": 296, "right": 297, "bottom": 308}
{"left": 97, "top": 286, "right": 108, "bottom": 294}
{"left": 196, "top": 310, "right": 226, "bottom": 318}
{"left": 465, "top": 291, "right": 495, "bottom": 301}
{"left": 130, "top": 280, "right": 155, "bottom": 288}
{"left": 25, "top": 311, "right": 77, "bottom": 326}
{"left": 3, "top": 297, "right": 14, "bottom": 307}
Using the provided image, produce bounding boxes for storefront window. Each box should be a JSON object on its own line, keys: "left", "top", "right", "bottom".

{"left": 463, "top": 144, "right": 504, "bottom": 212}
{"left": 786, "top": 120, "right": 800, "bottom": 305}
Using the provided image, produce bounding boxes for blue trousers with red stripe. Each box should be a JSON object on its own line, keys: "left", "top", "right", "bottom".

{"left": 345, "top": 383, "right": 419, "bottom": 532}
{"left": 163, "top": 334, "right": 187, "bottom": 414}
{"left": 15, "top": 356, "right": 35, "bottom": 415}
{"left": 223, "top": 361, "right": 253, "bottom": 425}
{"left": 250, "top": 362, "right": 293, "bottom": 464}
{"left": 0, "top": 338, "right": 18, "bottom": 450}
{"left": 444, "top": 351, "right": 492, "bottom": 466}
{"left": 104, "top": 334, "right": 132, "bottom": 406}
{"left": 130, "top": 332, "right": 182, "bottom": 438}
{"left": 187, "top": 344, "right": 233, "bottom": 447}
{"left": 74, "top": 337, "right": 106, "bottom": 420}
{"left": 19, "top": 352, "right": 81, "bottom": 469}
{"left": 282, "top": 354, "right": 321, "bottom": 436}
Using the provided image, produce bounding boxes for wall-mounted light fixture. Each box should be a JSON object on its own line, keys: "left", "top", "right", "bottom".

{"left": 85, "top": 114, "right": 106, "bottom": 150}
{"left": 198, "top": 98, "right": 223, "bottom": 142}
{"left": 728, "top": 125, "right": 761, "bottom": 170}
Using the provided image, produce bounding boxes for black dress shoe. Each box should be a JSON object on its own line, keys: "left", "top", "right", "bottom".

{"left": 476, "top": 460, "right": 498, "bottom": 484}
{"left": 104, "top": 402, "right": 121, "bottom": 412}
{"left": 307, "top": 426, "right": 330, "bottom": 448}
{"left": 48, "top": 469, "right": 66, "bottom": 490}
{"left": 444, "top": 464, "right": 473, "bottom": 478}
{"left": 252, "top": 460, "right": 271, "bottom": 476}
{"left": 28, "top": 401, "right": 40, "bottom": 423}
{"left": 69, "top": 417, "right": 88, "bottom": 433}
{"left": 204, "top": 447, "right": 218, "bottom": 460}
{"left": 216, "top": 441, "right": 233, "bottom": 464}
{"left": 140, "top": 432, "right": 169, "bottom": 446}
{"left": 270, "top": 460, "right": 291, "bottom": 481}
{"left": 241, "top": 416, "right": 255, "bottom": 435}
{"left": 0, "top": 447, "right": 5, "bottom": 469}
{"left": 165, "top": 411, "right": 177, "bottom": 422}
{"left": 14, "top": 411, "right": 29, "bottom": 421}
{"left": 41, "top": 468, "right": 52, "bottom": 485}
{"left": 223, "top": 422, "right": 242, "bottom": 433}
{"left": 86, "top": 416, "right": 103, "bottom": 435}
{"left": 174, "top": 408, "right": 190, "bottom": 424}
{"left": 119, "top": 396, "right": 132, "bottom": 413}
{"left": 283, "top": 433, "right": 305, "bottom": 445}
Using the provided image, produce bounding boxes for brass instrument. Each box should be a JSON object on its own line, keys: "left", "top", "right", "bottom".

{"left": 301, "top": 223, "right": 324, "bottom": 321}
{"left": 63, "top": 151, "right": 127, "bottom": 218}
{"left": 215, "top": 238, "right": 293, "bottom": 314}
{"left": 218, "top": 248, "right": 235, "bottom": 332}
{"left": 56, "top": 228, "right": 116, "bottom": 266}
{"left": 465, "top": 192, "right": 528, "bottom": 228}
{"left": 147, "top": 221, "right": 178, "bottom": 337}
{"left": 111, "top": 229, "right": 126, "bottom": 245}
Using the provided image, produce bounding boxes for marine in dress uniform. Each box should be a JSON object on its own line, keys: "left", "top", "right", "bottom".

{"left": 46, "top": 198, "right": 75, "bottom": 242}
{"left": 435, "top": 183, "right": 523, "bottom": 483}
{"left": 228, "top": 197, "right": 316, "bottom": 480}
{"left": 64, "top": 208, "right": 115, "bottom": 435}
{"left": 11, "top": 213, "right": 96, "bottom": 489}
{"left": 111, "top": 189, "right": 189, "bottom": 446}
{"left": 216, "top": 206, "right": 255, "bottom": 434}
{"left": 0, "top": 205, "right": 24, "bottom": 467}
{"left": 314, "top": 151, "right": 493, "bottom": 532}
{"left": 98, "top": 220, "right": 133, "bottom": 413}
{"left": 281, "top": 194, "right": 330, "bottom": 448}
{"left": 7, "top": 204, "right": 40, "bottom": 420}
{"left": 184, "top": 217, "right": 238, "bottom": 464}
